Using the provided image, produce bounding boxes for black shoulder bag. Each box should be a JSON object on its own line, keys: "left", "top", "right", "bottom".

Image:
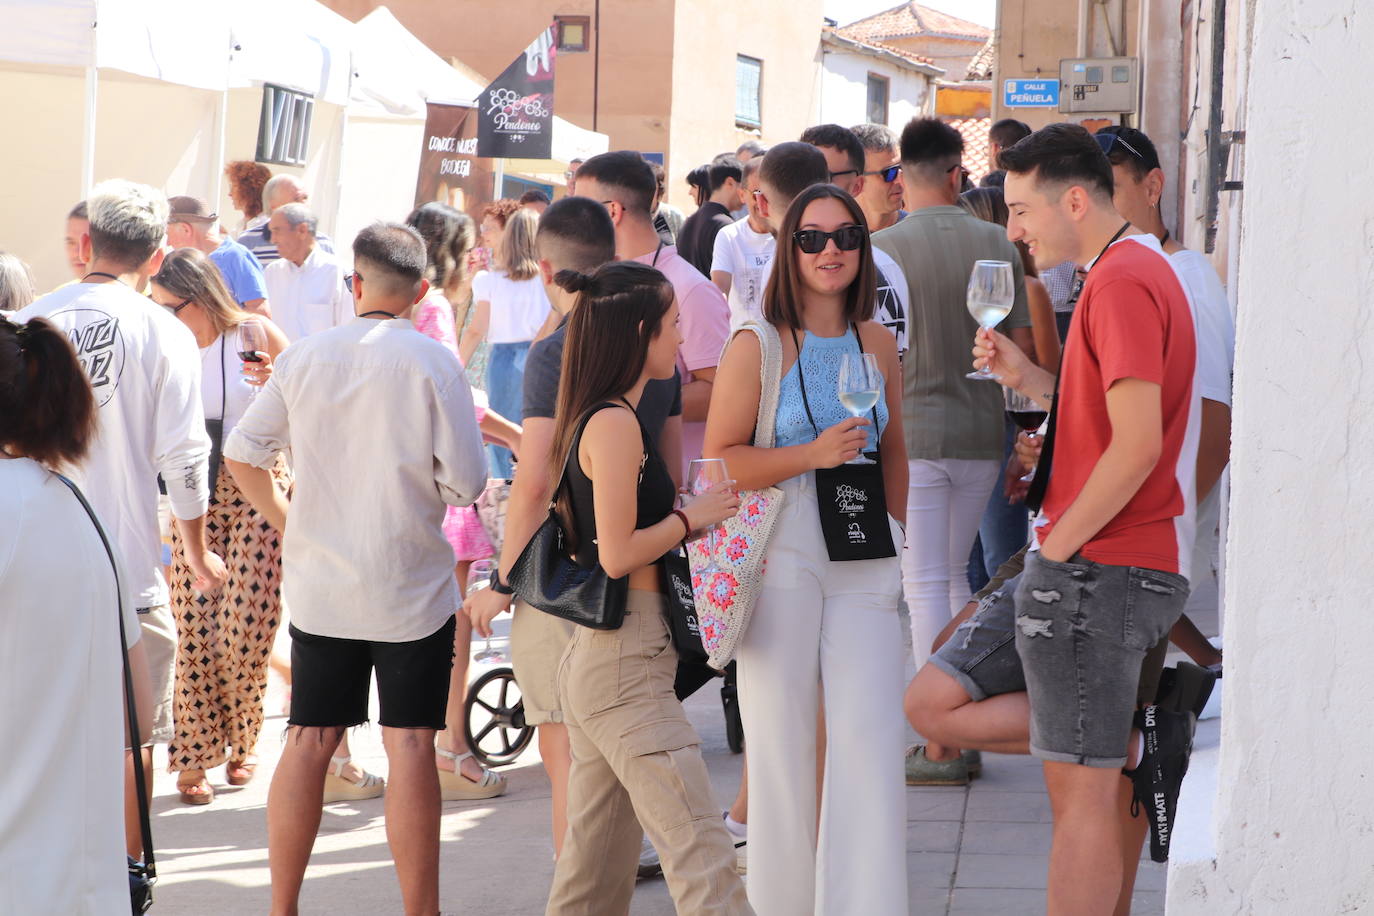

{"left": 507, "top": 402, "right": 649, "bottom": 630}
{"left": 792, "top": 325, "right": 897, "bottom": 562}
{"left": 54, "top": 473, "right": 157, "bottom": 914}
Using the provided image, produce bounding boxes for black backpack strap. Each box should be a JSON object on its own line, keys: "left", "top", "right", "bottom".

{"left": 54, "top": 473, "right": 156, "bottom": 880}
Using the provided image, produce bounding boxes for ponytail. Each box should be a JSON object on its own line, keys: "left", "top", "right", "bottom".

{"left": 0, "top": 317, "right": 98, "bottom": 468}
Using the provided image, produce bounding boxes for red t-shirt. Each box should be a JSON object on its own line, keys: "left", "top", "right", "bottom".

{"left": 1034, "top": 235, "right": 1199, "bottom": 575}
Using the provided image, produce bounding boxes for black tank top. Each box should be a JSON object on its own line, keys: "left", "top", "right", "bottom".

{"left": 563, "top": 401, "right": 677, "bottom": 569}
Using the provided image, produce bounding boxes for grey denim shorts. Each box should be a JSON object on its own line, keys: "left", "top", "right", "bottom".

{"left": 929, "top": 551, "right": 1190, "bottom": 768}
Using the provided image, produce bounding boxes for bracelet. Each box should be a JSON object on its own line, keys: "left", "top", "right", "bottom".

{"left": 671, "top": 509, "right": 692, "bottom": 546}
{"left": 489, "top": 568, "right": 515, "bottom": 596}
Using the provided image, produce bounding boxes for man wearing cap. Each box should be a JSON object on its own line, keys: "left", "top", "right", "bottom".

{"left": 167, "top": 196, "right": 269, "bottom": 317}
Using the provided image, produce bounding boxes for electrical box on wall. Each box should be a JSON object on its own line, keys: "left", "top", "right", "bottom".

{"left": 1058, "top": 57, "right": 1139, "bottom": 114}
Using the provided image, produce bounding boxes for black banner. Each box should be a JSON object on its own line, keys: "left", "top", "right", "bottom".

{"left": 414, "top": 102, "right": 495, "bottom": 220}
{"left": 477, "top": 26, "right": 556, "bottom": 160}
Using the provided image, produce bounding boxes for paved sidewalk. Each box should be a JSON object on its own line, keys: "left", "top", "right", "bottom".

{"left": 149, "top": 615, "right": 1174, "bottom": 915}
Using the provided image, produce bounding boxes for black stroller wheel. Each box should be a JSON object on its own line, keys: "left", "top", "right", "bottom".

{"left": 464, "top": 667, "right": 535, "bottom": 768}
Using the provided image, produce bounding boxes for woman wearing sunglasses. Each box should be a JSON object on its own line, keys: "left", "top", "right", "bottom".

{"left": 704, "top": 183, "right": 908, "bottom": 915}
{"left": 149, "top": 248, "right": 295, "bottom": 805}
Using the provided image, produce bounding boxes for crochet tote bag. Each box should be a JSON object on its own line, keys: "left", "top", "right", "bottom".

{"left": 688, "top": 319, "right": 785, "bottom": 671}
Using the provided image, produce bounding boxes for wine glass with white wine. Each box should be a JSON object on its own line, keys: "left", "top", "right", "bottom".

{"left": 837, "top": 352, "right": 882, "bottom": 465}
{"left": 965, "top": 259, "right": 1015, "bottom": 380}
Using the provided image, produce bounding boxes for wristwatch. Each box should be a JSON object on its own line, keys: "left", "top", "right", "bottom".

{"left": 489, "top": 568, "right": 515, "bottom": 596}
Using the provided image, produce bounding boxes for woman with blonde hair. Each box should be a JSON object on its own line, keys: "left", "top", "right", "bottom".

{"left": 460, "top": 207, "right": 551, "bottom": 477}
{"left": 149, "top": 248, "right": 304, "bottom": 805}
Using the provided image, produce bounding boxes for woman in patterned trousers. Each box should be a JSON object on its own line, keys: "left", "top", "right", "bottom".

{"left": 151, "top": 248, "right": 292, "bottom": 804}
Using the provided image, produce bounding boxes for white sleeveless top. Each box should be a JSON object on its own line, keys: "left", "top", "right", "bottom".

{"left": 199, "top": 325, "right": 256, "bottom": 436}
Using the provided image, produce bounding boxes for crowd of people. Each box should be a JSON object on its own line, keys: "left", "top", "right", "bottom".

{"left": 0, "top": 111, "right": 1234, "bottom": 916}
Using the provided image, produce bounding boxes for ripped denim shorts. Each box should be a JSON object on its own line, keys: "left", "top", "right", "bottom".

{"left": 928, "top": 551, "right": 1189, "bottom": 768}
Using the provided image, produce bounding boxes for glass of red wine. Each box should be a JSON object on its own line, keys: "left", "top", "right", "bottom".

{"left": 239, "top": 319, "right": 268, "bottom": 398}
{"left": 1004, "top": 387, "right": 1047, "bottom": 483}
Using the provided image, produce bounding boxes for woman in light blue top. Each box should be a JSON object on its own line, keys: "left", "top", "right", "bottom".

{"left": 704, "top": 183, "right": 908, "bottom": 916}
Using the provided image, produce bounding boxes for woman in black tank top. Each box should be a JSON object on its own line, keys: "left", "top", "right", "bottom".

{"left": 541, "top": 262, "right": 751, "bottom": 913}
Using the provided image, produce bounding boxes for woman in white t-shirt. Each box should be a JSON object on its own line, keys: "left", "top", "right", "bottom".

{"left": 150, "top": 249, "right": 312, "bottom": 805}
{"left": 459, "top": 208, "right": 551, "bottom": 477}
{"left": 0, "top": 315, "right": 153, "bottom": 914}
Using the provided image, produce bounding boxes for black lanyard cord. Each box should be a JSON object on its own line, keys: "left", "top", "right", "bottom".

{"left": 787, "top": 324, "right": 883, "bottom": 460}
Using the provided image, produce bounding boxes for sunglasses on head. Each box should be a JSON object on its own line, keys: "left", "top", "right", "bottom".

{"left": 862, "top": 165, "right": 902, "bottom": 183}
{"left": 1095, "top": 131, "right": 1144, "bottom": 160}
{"left": 793, "top": 225, "right": 865, "bottom": 254}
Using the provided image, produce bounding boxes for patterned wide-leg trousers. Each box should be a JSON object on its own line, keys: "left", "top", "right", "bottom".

{"left": 167, "top": 460, "right": 289, "bottom": 773}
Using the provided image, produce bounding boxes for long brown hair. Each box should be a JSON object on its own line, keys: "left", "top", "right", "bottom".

{"left": 762, "top": 183, "right": 875, "bottom": 330}
{"left": 406, "top": 202, "right": 476, "bottom": 294}
{"left": 0, "top": 316, "right": 98, "bottom": 468}
{"left": 152, "top": 248, "right": 249, "bottom": 336}
{"left": 548, "top": 261, "right": 674, "bottom": 498}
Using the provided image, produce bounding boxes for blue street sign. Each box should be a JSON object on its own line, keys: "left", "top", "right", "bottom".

{"left": 1003, "top": 79, "right": 1060, "bottom": 108}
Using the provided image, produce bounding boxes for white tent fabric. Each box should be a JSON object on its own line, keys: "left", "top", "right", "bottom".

{"left": 228, "top": 0, "right": 353, "bottom": 106}
{"left": 0, "top": 0, "right": 230, "bottom": 91}
{"left": 351, "top": 7, "right": 476, "bottom": 116}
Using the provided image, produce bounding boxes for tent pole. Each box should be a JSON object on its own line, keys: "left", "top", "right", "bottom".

{"left": 213, "top": 89, "right": 229, "bottom": 218}
{"left": 494, "top": 157, "right": 506, "bottom": 201}
{"left": 82, "top": 65, "right": 97, "bottom": 196}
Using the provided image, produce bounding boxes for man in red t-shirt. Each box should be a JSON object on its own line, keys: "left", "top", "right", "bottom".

{"left": 904, "top": 124, "right": 1200, "bottom": 911}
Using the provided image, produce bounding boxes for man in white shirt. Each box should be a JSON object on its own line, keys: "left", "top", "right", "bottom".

{"left": 710, "top": 156, "right": 776, "bottom": 328}
{"left": 225, "top": 222, "right": 487, "bottom": 916}
{"left": 16, "top": 178, "right": 227, "bottom": 862}
{"left": 262, "top": 203, "right": 350, "bottom": 342}
{"left": 1095, "top": 123, "right": 1233, "bottom": 909}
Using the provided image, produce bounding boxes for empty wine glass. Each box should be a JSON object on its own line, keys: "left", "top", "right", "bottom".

{"left": 837, "top": 352, "right": 882, "bottom": 465}
{"left": 1004, "top": 387, "right": 1047, "bottom": 483}
{"left": 239, "top": 319, "right": 268, "bottom": 398}
{"left": 467, "top": 560, "right": 506, "bottom": 663}
{"left": 965, "top": 260, "right": 1015, "bottom": 381}
{"left": 688, "top": 458, "right": 729, "bottom": 573}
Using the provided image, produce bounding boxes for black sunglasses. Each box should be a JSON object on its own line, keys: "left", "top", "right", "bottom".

{"left": 160, "top": 297, "right": 191, "bottom": 315}
{"left": 828, "top": 169, "right": 859, "bottom": 182}
{"left": 862, "top": 165, "right": 902, "bottom": 183}
{"left": 344, "top": 270, "right": 362, "bottom": 293}
{"left": 793, "top": 225, "right": 866, "bottom": 254}
{"left": 1095, "top": 131, "right": 1144, "bottom": 160}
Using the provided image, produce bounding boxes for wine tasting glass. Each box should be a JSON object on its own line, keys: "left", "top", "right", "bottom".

{"left": 688, "top": 458, "right": 730, "bottom": 573}
{"left": 1004, "top": 387, "right": 1047, "bottom": 483}
{"left": 837, "top": 351, "right": 882, "bottom": 465}
{"left": 239, "top": 319, "right": 268, "bottom": 398}
{"left": 467, "top": 559, "right": 507, "bottom": 663}
{"left": 965, "top": 260, "right": 1015, "bottom": 380}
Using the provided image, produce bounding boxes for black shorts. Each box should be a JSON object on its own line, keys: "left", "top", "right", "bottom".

{"left": 287, "top": 616, "right": 456, "bottom": 730}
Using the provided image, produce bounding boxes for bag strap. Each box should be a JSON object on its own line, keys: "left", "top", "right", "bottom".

{"left": 549, "top": 399, "right": 650, "bottom": 509}
{"left": 53, "top": 473, "right": 156, "bottom": 878}
{"left": 733, "top": 319, "right": 784, "bottom": 449}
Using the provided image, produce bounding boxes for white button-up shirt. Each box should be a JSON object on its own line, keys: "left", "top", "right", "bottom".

{"left": 224, "top": 317, "right": 488, "bottom": 642}
{"left": 263, "top": 245, "right": 351, "bottom": 342}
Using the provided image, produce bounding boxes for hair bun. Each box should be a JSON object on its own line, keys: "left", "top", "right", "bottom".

{"left": 554, "top": 269, "right": 594, "bottom": 294}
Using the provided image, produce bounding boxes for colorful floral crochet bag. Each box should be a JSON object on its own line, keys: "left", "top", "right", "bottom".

{"left": 688, "top": 319, "right": 785, "bottom": 670}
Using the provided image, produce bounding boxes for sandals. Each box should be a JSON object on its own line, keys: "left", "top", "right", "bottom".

{"left": 225, "top": 755, "right": 258, "bottom": 787}
{"left": 323, "top": 755, "right": 385, "bottom": 803}
{"left": 177, "top": 772, "right": 214, "bottom": 806}
{"left": 436, "top": 747, "right": 508, "bottom": 801}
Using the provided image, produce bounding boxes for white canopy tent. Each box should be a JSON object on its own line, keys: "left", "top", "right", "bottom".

{"left": 0, "top": 1, "right": 607, "bottom": 288}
